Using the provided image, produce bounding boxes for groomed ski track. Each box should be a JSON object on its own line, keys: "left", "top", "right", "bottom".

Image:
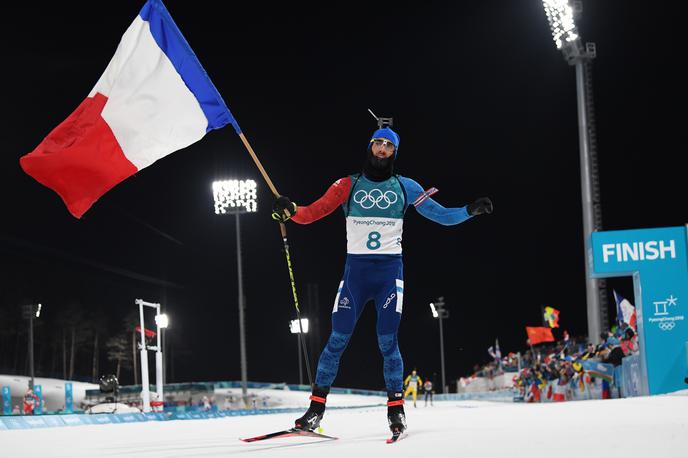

{"left": 4, "top": 393, "right": 688, "bottom": 457}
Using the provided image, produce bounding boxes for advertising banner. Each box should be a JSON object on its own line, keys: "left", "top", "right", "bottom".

{"left": 65, "top": 383, "right": 73, "bottom": 414}
{"left": 2, "top": 386, "right": 10, "bottom": 415}
{"left": 591, "top": 225, "right": 688, "bottom": 395}
{"left": 34, "top": 385, "right": 43, "bottom": 415}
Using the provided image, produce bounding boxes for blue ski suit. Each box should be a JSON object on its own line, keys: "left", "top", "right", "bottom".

{"left": 291, "top": 173, "right": 472, "bottom": 392}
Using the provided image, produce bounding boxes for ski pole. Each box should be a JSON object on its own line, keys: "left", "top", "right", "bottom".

{"left": 279, "top": 222, "right": 314, "bottom": 387}
{"left": 236, "top": 132, "right": 314, "bottom": 388}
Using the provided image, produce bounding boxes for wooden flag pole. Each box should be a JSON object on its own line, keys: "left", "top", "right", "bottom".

{"left": 238, "top": 132, "right": 280, "bottom": 197}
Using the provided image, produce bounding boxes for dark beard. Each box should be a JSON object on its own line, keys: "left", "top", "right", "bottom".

{"left": 362, "top": 150, "right": 394, "bottom": 181}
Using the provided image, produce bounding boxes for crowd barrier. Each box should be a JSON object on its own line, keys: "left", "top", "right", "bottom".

{"left": 435, "top": 390, "right": 514, "bottom": 402}
{"left": 2, "top": 387, "right": 516, "bottom": 431}
{"left": 83, "top": 381, "right": 386, "bottom": 399}
{"left": 0, "top": 403, "right": 383, "bottom": 431}
{"left": 283, "top": 384, "right": 386, "bottom": 397}
{"left": 621, "top": 353, "right": 643, "bottom": 397}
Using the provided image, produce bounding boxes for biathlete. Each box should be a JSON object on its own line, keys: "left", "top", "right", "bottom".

{"left": 272, "top": 121, "right": 493, "bottom": 436}
{"left": 423, "top": 379, "right": 434, "bottom": 406}
{"left": 404, "top": 369, "right": 422, "bottom": 407}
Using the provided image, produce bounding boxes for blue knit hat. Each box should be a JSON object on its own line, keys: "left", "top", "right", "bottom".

{"left": 369, "top": 127, "right": 400, "bottom": 158}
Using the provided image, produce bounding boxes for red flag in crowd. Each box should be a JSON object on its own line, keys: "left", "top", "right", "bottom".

{"left": 526, "top": 326, "right": 555, "bottom": 345}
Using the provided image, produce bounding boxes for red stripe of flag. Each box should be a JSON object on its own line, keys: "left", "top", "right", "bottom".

{"left": 19, "top": 93, "right": 138, "bottom": 219}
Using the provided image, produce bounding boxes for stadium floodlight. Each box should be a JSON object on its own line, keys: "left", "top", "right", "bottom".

{"left": 289, "top": 318, "right": 309, "bottom": 385}
{"left": 542, "top": 0, "right": 579, "bottom": 50}
{"left": 542, "top": 0, "right": 605, "bottom": 344}
{"left": 290, "top": 318, "right": 309, "bottom": 334}
{"left": 155, "top": 313, "right": 169, "bottom": 329}
{"left": 212, "top": 178, "right": 258, "bottom": 407}
{"left": 212, "top": 179, "right": 257, "bottom": 214}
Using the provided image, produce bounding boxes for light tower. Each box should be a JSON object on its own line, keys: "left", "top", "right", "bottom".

{"left": 542, "top": 0, "right": 608, "bottom": 342}
{"left": 430, "top": 297, "right": 449, "bottom": 393}
{"left": 212, "top": 179, "right": 258, "bottom": 407}
{"left": 22, "top": 303, "right": 42, "bottom": 390}
{"left": 135, "top": 299, "right": 166, "bottom": 412}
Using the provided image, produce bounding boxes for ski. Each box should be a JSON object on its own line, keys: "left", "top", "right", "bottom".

{"left": 386, "top": 430, "right": 407, "bottom": 444}
{"left": 240, "top": 428, "right": 338, "bottom": 443}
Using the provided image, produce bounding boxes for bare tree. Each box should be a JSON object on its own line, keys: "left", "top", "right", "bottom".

{"left": 88, "top": 308, "right": 108, "bottom": 382}
{"left": 66, "top": 306, "right": 87, "bottom": 380}
{"left": 105, "top": 334, "right": 128, "bottom": 380}
{"left": 55, "top": 305, "right": 81, "bottom": 380}
{"left": 122, "top": 310, "right": 139, "bottom": 385}
{"left": 131, "top": 331, "right": 138, "bottom": 385}
{"left": 0, "top": 306, "right": 19, "bottom": 370}
{"left": 62, "top": 330, "right": 67, "bottom": 380}
{"left": 69, "top": 326, "right": 76, "bottom": 379}
{"left": 92, "top": 333, "right": 99, "bottom": 382}
{"left": 13, "top": 324, "right": 23, "bottom": 374}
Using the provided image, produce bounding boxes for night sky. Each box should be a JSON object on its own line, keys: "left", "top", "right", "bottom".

{"left": 1, "top": 1, "right": 684, "bottom": 391}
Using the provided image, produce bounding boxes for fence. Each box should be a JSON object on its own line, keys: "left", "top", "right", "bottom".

{"left": 0, "top": 404, "right": 383, "bottom": 431}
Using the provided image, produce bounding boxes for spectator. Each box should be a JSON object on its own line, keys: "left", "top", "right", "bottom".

{"left": 621, "top": 328, "right": 639, "bottom": 355}
{"left": 580, "top": 343, "right": 597, "bottom": 360}
{"left": 604, "top": 340, "right": 625, "bottom": 367}
{"left": 22, "top": 388, "right": 39, "bottom": 415}
{"left": 423, "top": 379, "right": 434, "bottom": 407}
{"left": 552, "top": 369, "right": 568, "bottom": 402}
{"left": 201, "top": 395, "right": 211, "bottom": 411}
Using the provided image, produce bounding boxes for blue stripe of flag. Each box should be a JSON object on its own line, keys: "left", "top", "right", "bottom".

{"left": 140, "top": 0, "right": 241, "bottom": 134}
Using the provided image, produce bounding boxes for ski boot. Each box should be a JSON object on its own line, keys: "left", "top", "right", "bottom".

{"left": 387, "top": 391, "right": 407, "bottom": 434}
{"left": 294, "top": 385, "right": 329, "bottom": 431}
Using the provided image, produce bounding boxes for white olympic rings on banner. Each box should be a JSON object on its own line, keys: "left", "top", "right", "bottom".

{"left": 658, "top": 322, "right": 675, "bottom": 331}
{"left": 353, "top": 189, "right": 398, "bottom": 209}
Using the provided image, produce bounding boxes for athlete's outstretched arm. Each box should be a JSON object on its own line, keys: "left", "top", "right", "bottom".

{"left": 291, "top": 177, "right": 352, "bottom": 224}
{"left": 399, "top": 177, "right": 473, "bottom": 226}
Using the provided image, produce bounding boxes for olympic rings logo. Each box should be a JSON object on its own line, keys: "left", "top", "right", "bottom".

{"left": 658, "top": 322, "right": 675, "bottom": 331}
{"left": 353, "top": 189, "right": 398, "bottom": 209}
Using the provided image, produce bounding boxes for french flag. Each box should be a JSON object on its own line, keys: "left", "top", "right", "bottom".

{"left": 613, "top": 290, "right": 637, "bottom": 329}
{"left": 20, "top": 0, "right": 239, "bottom": 218}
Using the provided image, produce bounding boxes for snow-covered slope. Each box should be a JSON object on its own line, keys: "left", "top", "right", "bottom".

{"left": 3, "top": 392, "right": 687, "bottom": 457}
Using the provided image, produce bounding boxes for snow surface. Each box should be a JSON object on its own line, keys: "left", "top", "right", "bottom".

{"left": 3, "top": 392, "right": 688, "bottom": 457}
